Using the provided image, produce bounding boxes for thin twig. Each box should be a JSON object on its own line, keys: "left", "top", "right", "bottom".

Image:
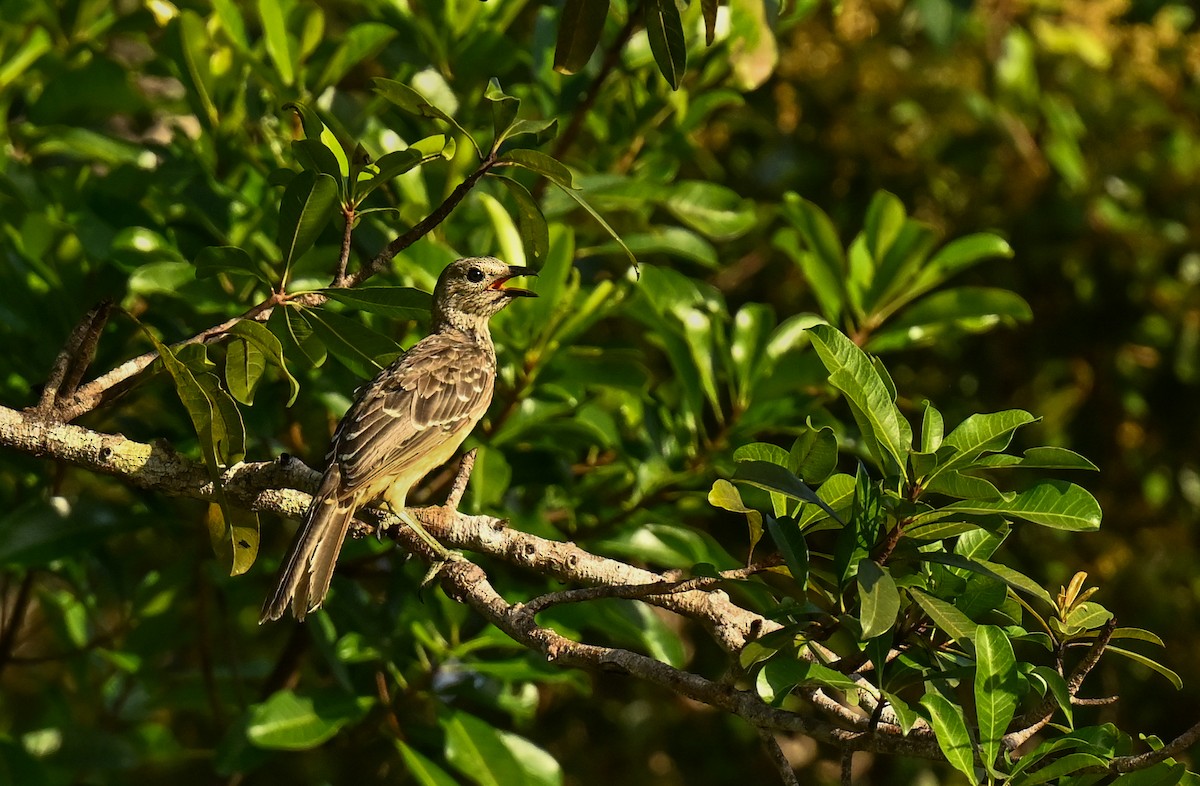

{"left": 36, "top": 300, "right": 113, "bottom": 417}
{"left": 1006, "top": 619, "right": 1118, "bottom": 750}
{"left": 520, "top": 562, "right": 778, "bottom": 617}
{"left": 756, "top": 727, "right": 800, "bottom": 786}
{"left": 56, "top": 297, "right": 279, "bottom": 422}
{"left": 375, "top": 670, "right": 404, "bottom": 738}
{"left": 1110, "top": 718, "right": 1200, "bottom": 773}
{"left": 0, "top": 571, "right": 34, "bottom": 674}
{"left": 332, "top": 206, "right": 356, "bottom": 287}
{"left": 841, "top": 747, "right": 855, "bottom": 786}
{"left": 346, "top": 154, "right": 497, "bottom": 287}
{"left": 444, "top": 449, "right": 477, "bottom": 511}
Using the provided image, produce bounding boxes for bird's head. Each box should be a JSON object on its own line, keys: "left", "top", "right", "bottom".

{"left": 432, "top": 256, "right": 537, "bottom": 331}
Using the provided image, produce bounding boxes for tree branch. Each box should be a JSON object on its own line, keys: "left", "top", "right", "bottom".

{"left": 0, "top": 402, "right": 946, "bottom": 762}
{"left": 344, "top": 154, "right": 497, "bottom": 287}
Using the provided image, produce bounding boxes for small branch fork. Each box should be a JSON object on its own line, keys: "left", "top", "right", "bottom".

{"left": 4, "top": 407, "right": 1196, "bottom": 781}
{"left": 39, "top": 154, "right": 499, "bottom": 424}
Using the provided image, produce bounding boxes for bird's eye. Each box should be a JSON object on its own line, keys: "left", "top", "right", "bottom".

{"left": 466, "top": 267, "right": 485, "bottom": 283}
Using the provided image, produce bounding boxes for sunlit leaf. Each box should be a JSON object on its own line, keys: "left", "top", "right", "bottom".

{"left": 248, "top": 690, "right": 371, "bottom": 750}
{"left": 975, "top": 625, "right": 1021, "bottom": 772}
{"left": 806, "top": 324, "right": 911, "bottom": 476}
{"left": 492, "top": 175, "right": 550, "bottom": 266}
{"left": 920, "top": 691, "right": 977, "bottom": 782}
{"left": 933, "top": 480, "right": 1102, "bottom": 532}
{"left": 857, "top": 559, "right": 900, "bottom": 639}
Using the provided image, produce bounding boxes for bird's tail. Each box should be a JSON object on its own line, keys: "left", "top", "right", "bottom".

{"left": 260, "top": 467, "right": 357, "bottom": 623}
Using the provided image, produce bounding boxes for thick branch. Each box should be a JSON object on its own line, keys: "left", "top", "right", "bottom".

{"left": 0, "top": 402, "right": 956, "bottom": 763}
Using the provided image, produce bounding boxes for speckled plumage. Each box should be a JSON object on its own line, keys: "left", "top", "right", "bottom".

{"left": 261, "top": 257, "right": 535, "bottom": 622}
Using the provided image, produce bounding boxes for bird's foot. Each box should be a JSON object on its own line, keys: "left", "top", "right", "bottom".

{"left": 419, "top": 550, "right": 467, "bottom": 589}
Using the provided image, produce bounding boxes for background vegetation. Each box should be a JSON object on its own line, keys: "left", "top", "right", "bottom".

{"left": 2, "top": 0, "right": 1200, "bottom": 783}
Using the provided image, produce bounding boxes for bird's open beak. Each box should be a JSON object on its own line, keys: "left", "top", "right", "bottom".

{"left": 489, "top": 266, "right": 538, "bottom": 297}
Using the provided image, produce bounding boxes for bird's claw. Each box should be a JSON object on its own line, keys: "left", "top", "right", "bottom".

{"left": 419, "top": 550, "right": 467, "bottom": 589}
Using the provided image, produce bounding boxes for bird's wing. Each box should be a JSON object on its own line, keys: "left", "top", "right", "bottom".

{"left": 330, "top": 330, "right": 496, "bottom": 496}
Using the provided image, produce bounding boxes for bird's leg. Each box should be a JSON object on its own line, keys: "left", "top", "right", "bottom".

{"left": 379, "top": 499, "right": 466, "bottom": 578}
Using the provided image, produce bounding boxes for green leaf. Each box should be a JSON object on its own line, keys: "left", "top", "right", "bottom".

{"left": 1064, "top": 601, "right": 1113, "bottom": 631}
{"left": 789, "top": 423, "right": 838, "bottom": 485}
{"left": 285, "top": 102, "right": 349, "bottom": 177}
{"left": 931, "top": 410, "right": 1038, "bottom": 478}
{"left": 1105, "top": 646, "right": 1183, "bottom": 690}
{"left": 866, "top": 286, "right": 1033, "bottom": 353}
{"left": 976, "top": 446, "right": 1100, "bottom": 472}
{"left": 1030, "top": 665, "right": 1073, "bottom": 728}
{"left": 732, "top": 442, "right": 789, "bottom": 515}
{"left": 1010, "top": 753, "right": 1110, "bottom": 785}
{"left": 934, "top": 479, "right": 1102, "bottom": 532}
{"left": 485, "top": 77, "right": 520, "bottom": 146}
{"left": 555, "top": 180, "right": 637, "bottom": 267}
{"left": 911, "top": 233, "right": 1015, "bottom": 299}
{"left": 923, "top": 470, "right": 1007, "bottom": 501}
{"left": 701, "top": 0, "right": 719, "bottom": 45}
{"left": 258, "top": 0, "right": 293, "bottom": 83}
{"left": 440, "top": 711, "right": 527, "bottom": 786}
{"left": 678, "top": 306, "right": 722, "bottom": 419}
{"left": 975, "top": 625, "right": 1021, "bottom": 772}
{"left": 806, "top": 324, "right": 911, "bottom": 476}
{"left": 796, "top": 473, "right": 856, "bottom": 530}
{"left": 729, "top": 303, "right": 772, "bottom": 406}
{"left": 175, "top": 12, "right": 217, "bottom": 126}
{"left": 499, "top": 148, "right": 576, "bottom": 189}
{"left": 780, "top": 194, "right": 845, "bottom": 320}
{"left": 1112, "top": 763, "right": 1188, "bottom": 786}
{"left": 316, "top": 22, "right": 396, "bottom": 89}
{"left": 917, "top": 552, "right": 1054, "bottom": 606}
{"left": 278, "top": 170, "right": 339, "bottom": 279}
{"left": 304, "top": 308, "right": 402, "bottom": 378}
{"left": 919, "top": 691, "right": 977, "bottom": 782}
{"left": 733, "top": 460, "right": 841, "bottom": 523}
{"left": 862, "top": 190, "right": 907, "bottom": 263}
{"left": 247, "top": 690, "right": 371, "bottom": 750}
{"left": 834, "top": 464, "right": 881, "bottom": 586}
{"left": 857, "top": 559, "right": 900, "bottom": 639}
{"left": 195, "top": 246, "right": 270, "bottom": 284}
{"left": 554, "top": 0, "right": 610, "bottom": 74}
{"left": 280, "top": 305, "right": 327, "bottom": 367}
{"left": 140, "top": 325, "right": 256, "bottom": 574}
{"left": 921, "top": 401, "right": 944, "bottom": 453}
{"left": 766, "top": 515, "right": 809, "bottom": 591}
{"left": 396, "top": 741, "right": 460, "bottom": 786}
{"left": 492, "top": 175, "right": 550, "bottom": 266}
{"left": 291, "top": 138, "right": 344, "bottom": 187}
{"left": 909, "top": 588, "right": 977, "bottom": 644}
{"left": 319, "top": 287, "right": 433, "bottom": 319}
{"left": 665, "top": 181, "right": 756, "bottom": 241}
{"left": 709, "top": 479, "right": 764, "bottom": 555}
{"left": 882, "top": 691, "right": 920, "bottom": 735}
{"left": 757, "top": 656, "right": 861, "bottom": 704}
{"left": 644, "top": 0, "right": 687, "bottom": 89}
{"left": 227, "top": 320, "right": 301, "bottom": 406}
{"left": 225, "top": 337, "right": 264, "bottom": 405}
{"left": 587, "top": 227, "right": 720, "bottom": 269}
{"left": 371, "top": 78, "right": 479, "bottom": 157}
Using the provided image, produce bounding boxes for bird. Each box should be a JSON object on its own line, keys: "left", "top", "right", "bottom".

{"left": 260, "top": 256, "right": 537, "bottom": 622}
